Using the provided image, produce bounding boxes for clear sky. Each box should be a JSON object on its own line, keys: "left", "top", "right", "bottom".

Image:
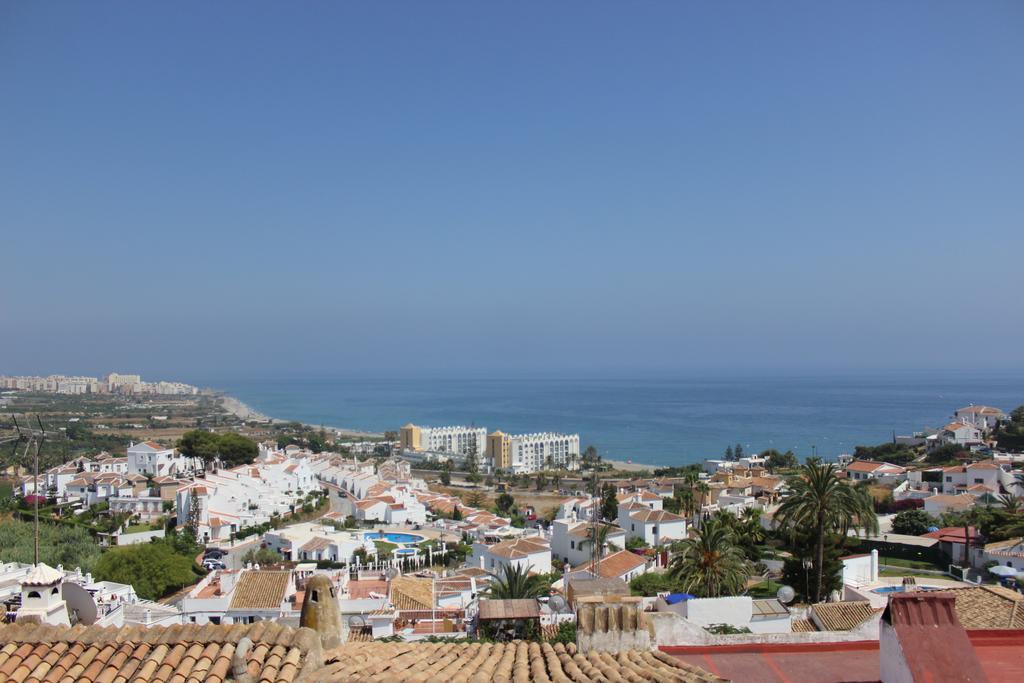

{"left": 2, "top": 2, "right": 1022, "bottom": 381}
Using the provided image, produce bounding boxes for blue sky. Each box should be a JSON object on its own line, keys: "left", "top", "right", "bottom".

{"left": 2, "top": 2, "right": 1022, "bottom": 381}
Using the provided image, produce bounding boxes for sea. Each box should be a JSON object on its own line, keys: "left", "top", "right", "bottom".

{"left": 207, "top": 371, "right": 1023, "bottom": 469}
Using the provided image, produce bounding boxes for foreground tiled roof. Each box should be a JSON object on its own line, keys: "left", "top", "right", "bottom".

{"left": 309, "top": 640, "right": 724, "bottom": 682}
{"left": 0, "top": 622, "right": 319, "bottom": 683}
{"left": 811, "top": 601, "right": 879, "bottom": 631}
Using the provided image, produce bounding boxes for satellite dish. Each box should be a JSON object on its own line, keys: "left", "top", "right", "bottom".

{"left": 348, "top": 615, "right": 366, "bottom": 628}
{"left": 776, "top": 585, "right": 795, "bottom": 605}
{"left": 549, "top": 595, "right": 567, "bottom": 612}
{"left": 62, "top": 583, "right": 98, "bottom": 626}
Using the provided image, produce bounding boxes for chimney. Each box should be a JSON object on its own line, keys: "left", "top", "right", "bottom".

{"left": 576, "top": 597, "right": 649, "bottom": 654}
{"left": 880, "top": 593, "right": 986, "bottom": 683}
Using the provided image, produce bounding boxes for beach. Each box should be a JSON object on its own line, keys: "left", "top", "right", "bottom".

{"left": 218, "top": 393, "right": 384, "bottom": 439}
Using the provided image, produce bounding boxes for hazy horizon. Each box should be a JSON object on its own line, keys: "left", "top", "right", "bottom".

{"left": 3, "top": 3, "right": 1022, "bottom": 377}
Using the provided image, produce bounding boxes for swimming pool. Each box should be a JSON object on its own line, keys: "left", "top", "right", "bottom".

{"left": 871, "top": 586, "right": 939, "bottom": 594}
{"left": 394, "top": 548, "right": 418, "bottom": 556}
{"left": 363, "top": 532, "right": 425, "bottom": 545}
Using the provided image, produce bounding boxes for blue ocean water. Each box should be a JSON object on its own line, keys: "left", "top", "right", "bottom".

{"left": 209, "top": 371, "right": 1023, "bottom": 467}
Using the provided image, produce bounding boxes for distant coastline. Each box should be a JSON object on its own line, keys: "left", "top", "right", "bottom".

{"left": 216, "top": 392, "right": 385, "bottom": 439}
{"left": 207, "top": 373, "right": 1023, "bottom": 467}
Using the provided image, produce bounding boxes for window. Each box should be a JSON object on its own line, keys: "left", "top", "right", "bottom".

{"left": 310, "top": 590, "right": 319, "bottom": 603}
{"left": 27, "top": 591, "right": 41, "bottom": 599}
{"left": 973, "top": 479, "right": 983, "bottom": 484}
{"left": 210, "top": 616, "right": 221, "bottom": 625}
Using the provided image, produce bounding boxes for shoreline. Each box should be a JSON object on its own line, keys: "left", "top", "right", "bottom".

{"left": 604, "top": 459, "right": 660, "bottom": 473}
{"left": 216, "top": 393, "right": 385, "bottom": 439}
{"left": 217, "top": 394, "right": 659, "bottom": 468}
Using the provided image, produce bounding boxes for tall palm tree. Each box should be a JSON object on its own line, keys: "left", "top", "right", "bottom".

{"left": 775, "top": 462, "right": 878, "bottom": 603}
{"left": 998, "top": 494, "right": 1020, "bottom": 515}
{"left": 579, "top": 524, "right": 618, "bottom": 574}
{"left": 667, "top": 517, "right": 751, "bottom": 597}
{"left": 488, "top": 563, "right": 549, "bottom": 599}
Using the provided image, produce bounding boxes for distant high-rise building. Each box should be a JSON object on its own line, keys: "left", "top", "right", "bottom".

{"left": 399, "top": 423, "right": 487, "bottom": 459}
{"left": 487, "top": 431, "right": 512, "bottom": 471}
{"left": 508, "top": 432, "right": 580, "bottom": 474}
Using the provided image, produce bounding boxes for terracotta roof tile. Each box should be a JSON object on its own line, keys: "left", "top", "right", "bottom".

{"left": 312, "top": 640, "right": 724, "bottom": 682}
{"left": 0, "top": 623, "right": 315, "bottom": 683}
{"left": 811, "top": 601, "right": 879, "bottom": 631}
{"left": 228, "top": 570, "right": 291, "bottom": 611}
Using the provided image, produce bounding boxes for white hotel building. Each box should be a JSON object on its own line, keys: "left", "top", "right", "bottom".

{"left": 400, "top": 424, "right": 487, "bottom": 459}
{"left": 508, "top": 432, "right": 580, "bottom": 474}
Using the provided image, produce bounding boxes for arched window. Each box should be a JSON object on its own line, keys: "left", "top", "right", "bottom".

{"left": 51, "top": 587, "right": 60, "bottom": 595}
{"left": 27, "top": 591, "right": 41, "bottom": 599}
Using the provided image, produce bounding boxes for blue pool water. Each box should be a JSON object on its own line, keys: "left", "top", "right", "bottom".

{"left": 872, "top": 586, "right": 939, "bottom": 594}
{"left": 394, "top": 548, "right": 417, "bottom": 556}
{"left": 364, "top": 532, "right": 424, "bottom": 544}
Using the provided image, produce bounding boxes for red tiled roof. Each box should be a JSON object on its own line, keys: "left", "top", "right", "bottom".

{"left": 923, "top": 526, "right": 980, "bottom": 544}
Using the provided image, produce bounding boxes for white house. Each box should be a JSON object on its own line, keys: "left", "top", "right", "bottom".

{"left": 941, "top": 462, "right": 1004, "bottom": 495}
{"left": 979, "top": 538, "right": 1024, "bottom": 572}
{"left": 955, "top": 406, "right": 1006, "bottom": 433}
{"left": 843, "top": 460, "right": 907, "bottom": 483}
{"left": 127, "top": 441, "right": 200, "bottom": 477}
{"left": 617, "top": 502, "right": 687, "bottom": 546}
{"left": 566, "top": 549, "right": 649, "bottom": 584}
{"left": 936, "top": 422, "right": 984, "bottom": 449}
{"left": 550, "top": 519, "right": 626, "bottom": 567}
{"left": 471, "top": 537, "right": 551, "bottom": 576}
{"left": 923, "top": 493, "right": 977, "bottom": 516}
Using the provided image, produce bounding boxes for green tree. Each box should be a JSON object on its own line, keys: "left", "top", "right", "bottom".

{"left": 667, "top": 517, "right": 751, "bottom": 598}
{"left": 734, "top": 443, "right": 744, "bottom": 460}
{"left": 495, "top": 493, "right": 515, "bottom": 516}
{"left": 464, "top": 491, "right": 486, "bottom": 509}
{"left": 439, "top": 462, "right": 451, "bottom": 486}
{"left": 891, "top": 509, "right": 938, "bottom": 536}
{"left": 242, "top": 547, "right": 284, "bottom": 565}
{"left": 762, "top": 449, "right": 799, "bottom": 472}
{"left": 93, "top": 541, "right": 197, "bottom": 600}
{"left": 0, "top": 519, "right": 101, "bottom": 572}
{"left": 215, "top": 432, "right": 258, "bottom": 468}
{"left": 724, "top": 445, "right": 734, "bottom": 461}
{"left": 177, "top": 430, "right": 220, "bottom": 467}
{"left": 535, "top": 473, "right": 548, "bottom": 492}
{"left": 599, "top": 483, "right": 618, "bottom": 522}
{"left": 775, "top": 462, "right": 878, "bottom": 603}
{"left": 488, "top": 563, "right": 550, "bottom": 600}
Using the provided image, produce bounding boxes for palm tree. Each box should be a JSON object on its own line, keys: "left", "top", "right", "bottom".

{"left": 998, "top": 494, "right": 1020, "bottom": 515}
{"left": 579, "top": 524, "right": 617, "bottom": 573}
{"left": 775, "top": 462, "right": 878, "bottom": 603}
{"left": 667, "top": 517, "right": 751, "bottom": 597}
{"left": 488, "top": 563, "right": 549, "bottom": 600}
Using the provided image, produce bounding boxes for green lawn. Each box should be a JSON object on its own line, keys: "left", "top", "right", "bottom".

{"left": 374, "top": 540, "right": 398, "bottom": 558}
{"left": 746, "top": 579, "right": 780, "bottom": 598}
{"left": 878, "top": 557, "right": 944, "bottom": 571}
{"left": 879, "top": 568, "right": 943, "bottom": 579}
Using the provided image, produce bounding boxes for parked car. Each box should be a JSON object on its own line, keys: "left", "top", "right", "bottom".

{"left": 203, "top": 548, "right": 225, "bottom": 560}
{"left": 203, "top": 559, "right": 226, "bottom": 570}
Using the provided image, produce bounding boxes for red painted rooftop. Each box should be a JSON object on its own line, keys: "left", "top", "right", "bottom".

{"left": 663, "top": 630, "right": 1024, "bottom": 682}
